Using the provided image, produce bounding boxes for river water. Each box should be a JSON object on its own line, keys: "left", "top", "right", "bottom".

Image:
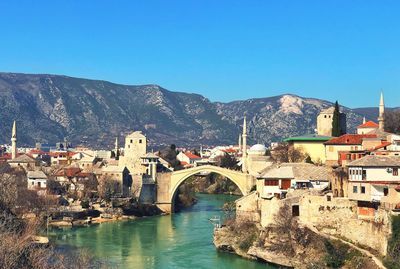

{"left": 49, "top": 194, "right": 273, "bottom": 269}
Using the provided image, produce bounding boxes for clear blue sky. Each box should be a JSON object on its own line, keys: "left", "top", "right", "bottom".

{"left": 1, "top": 1, "right": 399, "bottom": 108}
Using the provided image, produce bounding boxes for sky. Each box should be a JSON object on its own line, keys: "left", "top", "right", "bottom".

{"left": 1, "top": 0, "right": 400, "bottom": 108}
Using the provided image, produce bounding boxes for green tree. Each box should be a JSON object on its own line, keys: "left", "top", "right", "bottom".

{"left": 331, "top": 101, "right": 341, "bottom": 137}
{"left": 219, "top": 153, "right": 238, "bottom": 169}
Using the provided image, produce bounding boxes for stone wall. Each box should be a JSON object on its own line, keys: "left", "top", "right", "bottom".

{"left": 298, "top": 194, "right": 391, "bottom": 256}
{"left": 155, "top": 172, "right": 172, "bottom": 213}
{"left": 256, "top": 193, "right": 391, "bottom": 255}
{"left": 235, "top": 192, "right": 260, "bottom": 222}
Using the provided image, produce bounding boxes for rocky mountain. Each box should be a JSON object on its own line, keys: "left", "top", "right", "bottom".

{"left": 0, "top": 72, "right": 379, "bottom": 148}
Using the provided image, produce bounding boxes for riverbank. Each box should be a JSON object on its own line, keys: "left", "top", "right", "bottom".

{"left": 48, "top": 201, "right": 165, "bottom": 228}
{"left": 213, "top": 219, "right": 382, "bottom": 269}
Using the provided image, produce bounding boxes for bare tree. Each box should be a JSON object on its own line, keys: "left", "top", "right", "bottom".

{"left": 272, "top": 143, "right": 305, "bottom": 163}
{"left": 385, "top": 110, "right": 400, "bottom": 134}
{"left": 98, "top": 177, "right": 121, "bottom": 202}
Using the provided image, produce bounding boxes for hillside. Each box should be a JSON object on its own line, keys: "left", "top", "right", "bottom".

{"left": 0, "top": 72, "right": 378, "bottom": 148}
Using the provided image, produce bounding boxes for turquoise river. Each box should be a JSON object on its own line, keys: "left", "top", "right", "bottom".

{"left": 49, "top": 194, "right": 275, "bottom": 269}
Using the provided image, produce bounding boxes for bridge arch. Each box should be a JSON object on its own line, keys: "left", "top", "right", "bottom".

{"left": 158, "top": 165, "right": 254, "bottom": 212}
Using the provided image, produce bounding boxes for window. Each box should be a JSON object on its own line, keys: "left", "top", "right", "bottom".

{"left": 327, "top": 195, "right": 332, "bottom": 201}
{"left": 362, "top": 170, "right": 366, "bottom": 180}
{"left": 384, "top": 188, "right": 389, "bottom": 196}
{"left": 393, "top": 168, "right": 399, "bottom": 176}
{"left": 329, "top": 146, "right": 334, "bottom": 152}
{"left": 353, "top": 186, "right": 358, "bottom": 193}
{"left": 361, "top": 186, "right": 366, "bottom": 194}
{"left": 264, "top": 180, "right": 279, "bottom": 186}
{"left": 139, "top": 139, "right": 142, "bottom": 144}
{"left": 292, "top": 205, "right": 300, "bottom": 217}
{"left": 130, "top": 139, "right": 133, "bottom": 143}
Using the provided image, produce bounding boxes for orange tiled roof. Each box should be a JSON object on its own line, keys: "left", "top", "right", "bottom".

{"left": 184, "top": 152, "right": 201, "bottom": 159}
{"left": 357, "top": 121, "right": 379, "bottom": 129}
{"left": 372, "top": 141, "right": 391, "bottom": 150}
{"left": 324, "top": 134, "right": 377, "bottom": 145}
{"left": 222, "top": 148, "right": 236, "bottom": 153}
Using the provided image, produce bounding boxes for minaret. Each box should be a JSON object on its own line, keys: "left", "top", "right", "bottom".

{"left": 238, "top": 134, "right": 242, "bottom": 152}
{"left": 114, "top": 136, "right": 119, "bottom": 159}
{"left": 11, "top": 121, "right": 17, "bottom": 160}
{"left": 242, "top": 116, "right": 248, "bottom": 173}
{"left": 362, "top": 116, "right": 366, "bottom": 124}
{"left": 378, "top": 92, "right": 385, "bottom": 131}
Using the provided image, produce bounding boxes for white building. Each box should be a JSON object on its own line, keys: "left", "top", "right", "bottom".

{"left": 347, "top": 155, "right": 400, "bottom": 206}
{"left": 27, "top": 170, "right": 48, "bottom": 190}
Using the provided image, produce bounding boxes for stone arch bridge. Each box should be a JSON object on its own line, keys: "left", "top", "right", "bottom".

{"left": 156, "top": 165, "right": 255, "bottom": 213}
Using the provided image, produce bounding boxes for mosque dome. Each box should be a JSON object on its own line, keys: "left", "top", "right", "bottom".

{"left": 249, "top": 144, "right": 267, "bottom": 152}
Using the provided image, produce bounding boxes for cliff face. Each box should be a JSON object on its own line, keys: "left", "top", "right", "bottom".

{"left": 0, "top": 72, "right": 371, "bottom": 148}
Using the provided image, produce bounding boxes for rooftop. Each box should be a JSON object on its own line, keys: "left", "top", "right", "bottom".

{"left": 347, "top": 155, "right": 400, "bottom": 167}
{"left": 27, "top": 170, "right": 48, "bottom": 179}
{"left": 357, "top": 121, "right": 379, "bottom": 129}
{"left": 259, "top": 163, "right": 332, "bottom": 180}
{"left": 284, "top": 134, "right": 332, "bottom": 142}
{"left": 184, "top": 151, "right": 201, "bottom": 160}
{"left": 324, "top": 134, "right": 377, "bottom": 145}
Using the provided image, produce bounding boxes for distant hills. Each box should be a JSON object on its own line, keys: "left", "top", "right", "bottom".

{"left": 0, "top": 72, "right": 388, "bottom": 148}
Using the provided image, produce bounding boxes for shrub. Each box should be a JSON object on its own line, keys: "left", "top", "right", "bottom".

{"left": 80, "top": 199, "right": 90, "bottom": 209}
{"left": 384, "top": 215, "right": 400, "bottom": 269}
{"left": 323, "top": 239, "right": 348, "bottom": 268}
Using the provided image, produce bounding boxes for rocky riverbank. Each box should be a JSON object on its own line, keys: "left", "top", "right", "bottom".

{"left": 213, "top": 220, "right": 381, "bottom": 269}
{"left": 48, "top": 200, "right": 164, "bottom": 228}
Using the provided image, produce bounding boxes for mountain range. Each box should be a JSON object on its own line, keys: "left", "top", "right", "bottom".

{"left": 0, "top": 72, "right": 388, "bottom": 149}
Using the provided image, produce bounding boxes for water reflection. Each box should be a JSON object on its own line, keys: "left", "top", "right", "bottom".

{"left": 50, "top": 194, "right": 273, "bottom": 269}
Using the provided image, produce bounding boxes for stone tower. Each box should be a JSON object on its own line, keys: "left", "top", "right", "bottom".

{"left": 317, "top": 107, "right": 347, "bottom": 137}
{"left": 11, "top": 121, "right": 17, "bottom": 160}
{"left": 378, "top": 92, "right": 385, "bottom": 131}
{"left": 119, "top": 131, "right": 147, "bottom": 174}
{"left": 242, "top": 116, "right": 248, "bottom": 173}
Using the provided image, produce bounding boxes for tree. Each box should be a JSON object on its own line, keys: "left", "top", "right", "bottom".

{"left": 219, "top": 153, "right": 238, "bottom": 169}
{"left": 331, "top": 101, "right": 341, "bottom": 137}
{"left": 98, "top": 177, "right": 120, "bottom": 202}
{"left": 305, "top": 155, "right": 314, "bottom": 164}
{"left": 385, "top": 110, "right": 400, "bottom": 134}
{"left": 272, "top": 143, "right": 305, "bottom": 163}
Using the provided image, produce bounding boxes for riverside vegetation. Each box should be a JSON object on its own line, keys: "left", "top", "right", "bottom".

{"left": 0, "top": 166, "right": 114, "bottom": 268}
{"left": 215, "top": 204, "right": 383, "bottom": 269}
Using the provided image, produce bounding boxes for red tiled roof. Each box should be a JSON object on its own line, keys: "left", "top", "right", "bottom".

{"left": 324, "top": 134, "right": 377, "bottom": 145}
{"left": 180, "top": 161, "right": 189, "bottom": 166}
{"left": 357, "top": 121, "right": 379, "bottom": 129}
{"left": 28, "top": 149, "right": 47, "bottom": 155}
{"left": 184, "top": 152, "right": 201, "bottom": 159}
{"left": 372, "top": 141, "right": 391, "bottom": 151}
{"left": 222, "top": 148, "right": 236, "bottom": 153}
{"left": 54, "top": 167, "right": 83, "bottom": 177}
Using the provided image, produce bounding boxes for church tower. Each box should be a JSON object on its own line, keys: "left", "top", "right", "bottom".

{"left": 11, "top": 121, "right": 17, "bottom": 160}
{"left": 378, "top": 92, "right": 385, "bottom": 131}
{"left": 242, "top": 116, "right": 248, "bottom": 173}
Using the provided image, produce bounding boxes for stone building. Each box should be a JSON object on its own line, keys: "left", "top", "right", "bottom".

{"left": 119, "top": 131, "right": 147, "bottom": 174}
{"left": 316, "top": 106, "right": 346, "bottom": 136}
{"left": 347, "top": 155, "right": 400, "bottom": 213}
